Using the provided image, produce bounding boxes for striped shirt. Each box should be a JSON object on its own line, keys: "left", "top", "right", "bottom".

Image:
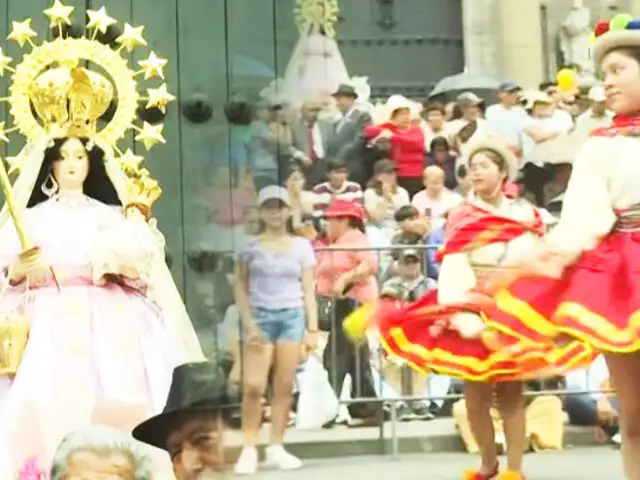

{"left": 312, "top": 181, "right": 363, "bottom": 216}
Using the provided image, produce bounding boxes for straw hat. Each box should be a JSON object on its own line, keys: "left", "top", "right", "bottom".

{"left": 592, "top": 14, "right": 640, "bottom": 65}
{"left": 466, "top": 136, "right": 518, "bottom": 180}
{"left": 523, "top": 90, "right": 554, "bottom": 110}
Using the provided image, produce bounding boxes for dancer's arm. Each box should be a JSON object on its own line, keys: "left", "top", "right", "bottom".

{"left": 438, "top": 253, "right": 485, "bottom": 338}
{"left": 544, "top": 137, "right": 616, "bottom": 261}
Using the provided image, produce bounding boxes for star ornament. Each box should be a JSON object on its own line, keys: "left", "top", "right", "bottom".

{"left": 146, "top": 84, "right": 176, "bottom": 113}
{"left": 135, "top": 122, "right": 166, "bottom": 150}
{"left": 116, "top": 23, "right": 147, "bottom": 52}
{"left": 119, "top": 148, "right": 144, "bottom": 173}
{"left": 0, "top": 48, "right": 13, "bottom": 77}
{"left": 43, "top": 0, "right": 74, "bottom": 28}
{"left": 86, "top": 6, "right": 117, "bottom": 34}
{"left": 138, "top": 52, "right": 168, "bottom": 80}
{"left": 7, "top": 19, "right": 38, "bottom": 47}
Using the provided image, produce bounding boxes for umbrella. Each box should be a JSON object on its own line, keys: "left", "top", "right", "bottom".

{"left": 526, "top": 130, "right": 590, "bottom": 166}
{"left": 231, "top": 55, "right": 275, "bottom": 78}
{"left": 429, "top": 72, "right": 506, "bottom": 100}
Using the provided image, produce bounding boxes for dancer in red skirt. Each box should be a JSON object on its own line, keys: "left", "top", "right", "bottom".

{"left": 469, "top": 15, "right": 640, "bottom": 480}
{"left": 349, "top": 136, "right": 596, "bottom": 480}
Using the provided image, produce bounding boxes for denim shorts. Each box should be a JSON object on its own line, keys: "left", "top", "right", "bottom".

{"left": 252, "top": 306, "right": 306, "bottom": 342}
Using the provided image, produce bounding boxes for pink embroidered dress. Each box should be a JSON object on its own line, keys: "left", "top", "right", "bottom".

{"left": 0, "top": 194, "right": 178, "bottom": 476}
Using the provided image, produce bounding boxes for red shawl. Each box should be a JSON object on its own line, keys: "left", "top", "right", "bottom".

{"left": 435, "top": 201, "right": 544, "bottom": 263}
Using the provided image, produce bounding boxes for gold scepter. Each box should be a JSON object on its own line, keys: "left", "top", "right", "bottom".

{"left": 0, "top": 155, "right": 41, "bottom": 267}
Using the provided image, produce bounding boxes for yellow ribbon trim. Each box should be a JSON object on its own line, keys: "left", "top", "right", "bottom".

{"left": 493, "top": 290, "right": 640, "bottom": 353}
{"left": 380, "top": 325, "right": 595, "bottom": 382}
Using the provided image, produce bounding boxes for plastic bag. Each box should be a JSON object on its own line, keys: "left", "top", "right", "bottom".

{"left": 295, "top": 355, "right": 339, "bottom": 430}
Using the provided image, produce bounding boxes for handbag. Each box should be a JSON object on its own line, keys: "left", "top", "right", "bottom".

{"left": 0, "top": 312, "right": 29, "bottom": 377}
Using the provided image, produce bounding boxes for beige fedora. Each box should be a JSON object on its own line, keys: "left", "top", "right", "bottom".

{"left": 593, "top": 28, "right": 640, "bottom": 65}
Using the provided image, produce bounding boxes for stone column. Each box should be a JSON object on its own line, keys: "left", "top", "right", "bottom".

{"left": 496, "top": 0, "right": 545, "bottom": 88}
{"left": 462, "top": 0, "right": 503, "bottom": 76}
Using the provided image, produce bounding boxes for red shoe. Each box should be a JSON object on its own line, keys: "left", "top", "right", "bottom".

{"left": 463, "top": 463, "right": 499, "bottom": 480}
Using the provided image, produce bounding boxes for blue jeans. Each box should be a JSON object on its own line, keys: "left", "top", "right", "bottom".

{"left": 252, "top": 306, "right": 306, "bottom": 342}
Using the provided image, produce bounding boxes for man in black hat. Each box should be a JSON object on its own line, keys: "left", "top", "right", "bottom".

{"left": 326, "top": 83, "right": 373, "bottom": 187}
{"left": 132, "top": 362, "right": 234, "bottom": 479}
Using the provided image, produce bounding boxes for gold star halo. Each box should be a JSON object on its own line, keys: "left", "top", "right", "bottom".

{"left": 7, "top": 19, "right": 37, "bottom": 47}
{"left": 43, "top": 0, "right": 74, "bottom": 28}
{"left": 0, "top": 122, "right": 9, "bottom": 143}
{"left": 2, "top": 2, "right": 176, "bottom": 207}
{"left": 116, "top": 23, "right": 147, "bottom": 52}
{"left": 86, "top": 6, "right": 117, "bottom": 34}
{"left": 135, "top": 122, "right": 166, "bottom": 150}
{"left": 145, "top": 84, "right": 176, "bottom": 113}
{"left": 119, "top": 148, "right": 144, "bottom": 173}
{"left": 138, "top": 52, "right": 168, "bottom": 80}
{"left": 0, "top": 48, "right": 13, "bottom": 77}
{"left": 8, "top": 37, "right": 138, "bottom": 146}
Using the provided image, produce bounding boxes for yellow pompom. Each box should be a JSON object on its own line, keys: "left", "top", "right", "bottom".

{"left": 343, "top": 303, "right": 375, "bottom": 341}
{"left": 589, "top": 31, "right": 597, "bottom": 46}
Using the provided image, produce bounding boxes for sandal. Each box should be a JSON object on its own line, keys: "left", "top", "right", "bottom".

{"left": 463, "top": 462, "right": 499, "bottom": 480}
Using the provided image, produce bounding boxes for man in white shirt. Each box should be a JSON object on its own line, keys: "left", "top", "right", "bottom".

{"left": 485, "top": 81, "right": 527, "bottom": 157}
{"left": 421, "top": 102, "right": 448, "bottom": 151}
{"left": 574, "top": 85, "right": 614, "bottom": 134}
{"left": 540, "top": 81, "right": 574, "bottom": 133}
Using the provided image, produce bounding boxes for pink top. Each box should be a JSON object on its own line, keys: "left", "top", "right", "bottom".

{"left": 212, "top": 188, "right": 255, "bottom": 226}
{"left": 315, "top": 229, "right": 379, "bottom": 303}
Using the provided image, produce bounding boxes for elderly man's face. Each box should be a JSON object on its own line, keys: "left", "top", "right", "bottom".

{"left": 168, "top": 415, "right": 225, "bottom": 479}
{"left": 63, "top": 450, "right": 135, "bottom": 479}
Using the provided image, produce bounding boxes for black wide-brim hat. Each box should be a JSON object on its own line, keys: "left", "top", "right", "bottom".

{"left": 332, "top": 83, "right": 358, "bottom": 98}
{"left": 132, "top": 361, "right": 236, "bottom": 451}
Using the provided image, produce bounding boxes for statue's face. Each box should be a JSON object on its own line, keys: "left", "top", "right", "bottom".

{"left": 63, "top": 450, "right": 135, "bottom": 479}
{"left": 52, "top": 137, "right": 90, "bottom": 190}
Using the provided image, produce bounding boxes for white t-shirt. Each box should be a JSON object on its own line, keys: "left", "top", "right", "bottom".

{"left": 551, "top": 108, "right": 574, "bottom": 134}
{"left": 411, "top": 188, "right": 463, "bottom": 229}
{"left": 521, "top": 115, "right": 570, "bottom": 167}
{"left": 485, "top": 103, "right": 528, "bottom": 149}
{"left": 364, "top": 187, "right": 411, "bottom": 238}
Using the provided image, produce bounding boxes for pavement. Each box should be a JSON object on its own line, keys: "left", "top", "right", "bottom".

{"left": 246, "top": 448, "right": 624, "bottom": 479}
{"left": 225, "top": 418, "right": 604, "bottom": 460}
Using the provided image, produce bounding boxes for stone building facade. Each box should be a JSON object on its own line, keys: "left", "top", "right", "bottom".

{"left": 463, "top": 0, "right": 640, "bottom": 88}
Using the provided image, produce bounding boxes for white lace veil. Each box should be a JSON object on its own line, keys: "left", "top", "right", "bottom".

{"left": 0, "top": 137, "right": 205, "bottom": 363}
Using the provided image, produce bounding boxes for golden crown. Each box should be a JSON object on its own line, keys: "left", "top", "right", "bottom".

{"left": 0, "top": 1, "right": 175, "bottom": 184}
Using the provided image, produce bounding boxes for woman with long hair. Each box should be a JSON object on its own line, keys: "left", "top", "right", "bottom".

{"left": 473, "top": 17, "right": 640, "bottom": 480}
{"left": 348, "top": 137, "right": 595, "bottom": 479}
{"left": 233, "top": 186, "right": 318, "bottom": 475}
{"left": 0, "top": 136, "right": 202, "bottom": 476}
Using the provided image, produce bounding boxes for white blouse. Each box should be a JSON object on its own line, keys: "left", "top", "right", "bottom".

{"left": 438, "top": 196, "right": 541, "bottom": 305}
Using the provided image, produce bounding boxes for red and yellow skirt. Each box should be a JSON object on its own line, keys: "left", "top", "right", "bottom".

{"left": 487, "top": 229, "right": 640, "bottom": 353}
{"left": 371, "top": 292, "right": 596, "bottom": 383}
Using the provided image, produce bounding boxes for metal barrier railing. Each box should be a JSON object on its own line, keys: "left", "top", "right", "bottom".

{"left": 215, "top": 241, "right": 609, "bottom": 458}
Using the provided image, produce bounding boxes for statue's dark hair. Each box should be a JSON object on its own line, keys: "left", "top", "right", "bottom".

{"left": 27, "top": 137, "right": 121, "bottom": 208}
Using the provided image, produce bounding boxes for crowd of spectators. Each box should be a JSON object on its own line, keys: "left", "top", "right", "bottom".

{"left": 182, "top": 79, "right": 620, "bottom": 475}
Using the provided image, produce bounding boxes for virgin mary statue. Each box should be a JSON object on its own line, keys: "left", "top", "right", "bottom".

{"left": 0, "top": 6, "right": 203, "bottom": 477}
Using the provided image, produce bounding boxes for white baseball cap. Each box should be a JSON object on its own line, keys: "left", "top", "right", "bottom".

{"left": 257, "top": 185, "right": 290, "bottom": 206}
{"left": 588, "top": 85, "right": 606, "bottom": 103}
